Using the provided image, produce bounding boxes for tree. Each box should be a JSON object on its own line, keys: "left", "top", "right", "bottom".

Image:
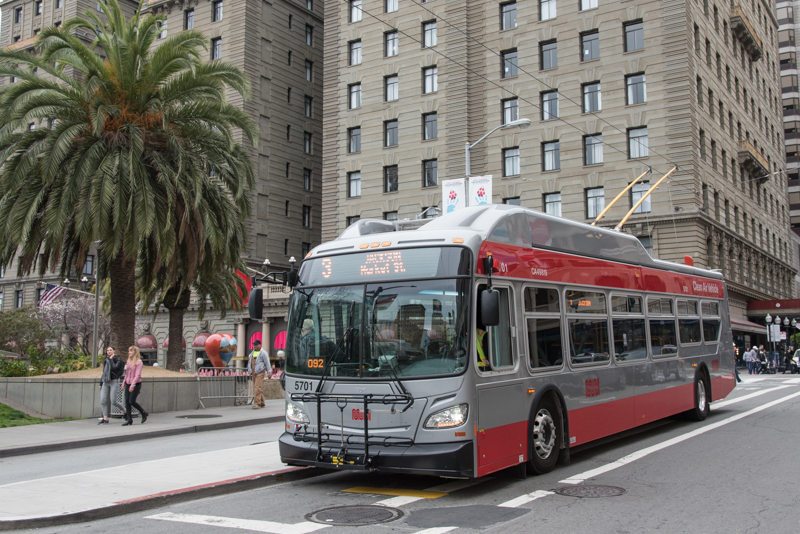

{"left": 0, "top": 0, "right": 257, "bottom": 354}
{"left": 39, "top": 295, "right": 111, "bottom": 355}
{"left": 0, "top": 309, "right": 49, "bottom": 355}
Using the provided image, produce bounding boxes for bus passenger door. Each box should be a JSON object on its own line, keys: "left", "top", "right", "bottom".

{"left": 476, "top": 286, "right": 527, "bottom": 477}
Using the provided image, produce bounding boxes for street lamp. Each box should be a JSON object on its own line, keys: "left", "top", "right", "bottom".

{"left": 80, "top": 276, "right": 89, "bottom": 291}
{"left": 62, "top": 278, "right": 70, "bottom": 288}
{"left": 465, "top": 118, "right": 531, "bottom": 177}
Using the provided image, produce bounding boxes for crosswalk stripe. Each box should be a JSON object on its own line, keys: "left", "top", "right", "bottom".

{"left": 413, "top": 528, "right": 458, "bottom": 534}
{"left": 498, "top": 490, "right": 554, "bottom": 508}
{"left": 146, "top": 512, "right": 328, "bottom": 534}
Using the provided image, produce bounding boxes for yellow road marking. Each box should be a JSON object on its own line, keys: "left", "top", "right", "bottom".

{"left": 342, "top": 487, "right": 447, "bottom": 499}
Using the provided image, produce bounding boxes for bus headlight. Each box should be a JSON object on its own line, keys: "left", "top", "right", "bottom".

{"left": 286, "top": 403, "right": 309, "bottom": 423}
{"left": 424, "top": 404, "right": 469, "bottom": 429}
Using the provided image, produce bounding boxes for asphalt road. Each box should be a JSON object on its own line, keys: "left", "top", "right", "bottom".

{"left": 16, "top": 375, "right": 800, "bottom": 534}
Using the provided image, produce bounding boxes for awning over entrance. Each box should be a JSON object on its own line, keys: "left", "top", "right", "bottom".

{"left": 730, "top": 318, "right": 767, "bottom": 335}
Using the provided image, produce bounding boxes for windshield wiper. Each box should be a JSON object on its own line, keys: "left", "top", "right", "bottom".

{"left": 316, "top": 300, "right": 356, "bottom": 393}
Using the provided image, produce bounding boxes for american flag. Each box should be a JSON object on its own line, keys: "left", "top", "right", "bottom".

{"left": 38, "top": 283, "right": 67, "bottom": 308}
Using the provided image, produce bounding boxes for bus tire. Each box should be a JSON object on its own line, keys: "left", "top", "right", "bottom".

{"left": 686, "top": 372, "right": 710, "bottom": 421}
{"left": 528, "top": 397, "right": 560, "bottom": 474}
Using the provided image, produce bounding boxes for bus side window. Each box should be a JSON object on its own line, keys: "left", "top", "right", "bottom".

{"left": 477, "top": 285, "right": 514, "bottom": 371}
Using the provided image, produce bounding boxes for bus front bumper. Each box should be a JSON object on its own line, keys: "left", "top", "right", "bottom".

{"left": 279, "top": 432, "right": 474, "bottom": 478}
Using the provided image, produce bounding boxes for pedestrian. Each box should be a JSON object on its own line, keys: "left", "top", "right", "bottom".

{"left": 745, "top": 346, "right": 754, "bottom": 374}
{"left": 270, "top": 363, "right": 277, "bottom": 378}
{"left": 247, "top": 340, "right": 271, "bottom": 409}
{"left": 122, "top": 346, "right": 148, "bottom": 426}
{"left": 98, "top": 346, "right": 125, "bottom": 424}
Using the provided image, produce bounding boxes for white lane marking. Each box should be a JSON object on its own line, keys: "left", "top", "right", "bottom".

{"left": 559, "top": 390, "right": 800, "bottom": 485}
{"left": 742, "top": 377, "right": 765, "bottom": 383}
{"left": 712, "top": 385, "right": 790, "bottom": 410}
{"left": 375, "top": 495, "right": 423, "bottom": 507}
{"left": 413, "top": 528, "right": 458, "bottom": 534}
{"left": 375, "top": 478, "right": 489, "bottom": 508}
{"left": 146, "top": 512, "right": 328, "bottom": 534}
{"left": 498, "top": 490, "right": 554, "bottom": 508}
{"left": 781, "top": 377, "right": 800, "bottom": 384}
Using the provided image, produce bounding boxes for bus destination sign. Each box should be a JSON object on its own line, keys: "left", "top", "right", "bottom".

{"left": 305, "top": 247, "right": 447, "bottom": 285}
{"left": 359, "top": 251, "right": 407, "bottom": 277}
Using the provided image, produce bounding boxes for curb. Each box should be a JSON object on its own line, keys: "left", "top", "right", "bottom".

{"left": 0, "top": 466, "right": 322, "bottom": 531}
{"left": 0, "top": 415, "right": 285, "bottom": 459}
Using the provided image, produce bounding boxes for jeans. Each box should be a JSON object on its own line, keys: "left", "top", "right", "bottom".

{"left": 100, "top": 379, "right": 125, "bottom": 417}
{"left": 747, "top": 361, "right": 755, "bottom": 374}
{"left": 734, "top": 365, "right": 742, "bottom": 383}
{"left": 124, "top": 382, "right": 146, "bottom": 422}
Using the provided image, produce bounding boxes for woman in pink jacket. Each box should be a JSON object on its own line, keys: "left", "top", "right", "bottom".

{"left": 122, "top": 346, "right": 148, "bottom": 426}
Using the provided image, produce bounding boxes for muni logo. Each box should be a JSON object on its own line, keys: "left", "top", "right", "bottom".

{"left": 352, "top": 408, "right": 371, "bottom": 421}
{"left": 585, "top": 378, "right": 600, "bottom": 398}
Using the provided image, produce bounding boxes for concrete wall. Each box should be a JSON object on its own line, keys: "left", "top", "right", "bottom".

{"left": 0, "top": 375, "right": 283, "bottom": 419}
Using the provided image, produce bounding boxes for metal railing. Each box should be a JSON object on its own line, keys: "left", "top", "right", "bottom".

{"left": 196, "top": 367, "right": 254, "bottom": 408}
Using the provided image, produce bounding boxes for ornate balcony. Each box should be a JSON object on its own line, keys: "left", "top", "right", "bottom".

{"left": 737, "top": 139, "right": 769, "bottom": 180}
{"left": 730, "top": 5, "right": 763, "bottom": 61}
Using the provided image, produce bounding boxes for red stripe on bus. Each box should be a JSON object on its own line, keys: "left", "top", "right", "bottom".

{"left": 478, "top": 242, "right": 725, "bottom": 299}
{"left": 711, "top": 373, "right": 736, "bottom": 402}
{"left": 476, "top": 420, "right": 527, "bottom": 477}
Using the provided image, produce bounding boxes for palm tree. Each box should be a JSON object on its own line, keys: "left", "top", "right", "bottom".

{"left": 0, "top": 0, "right": 257, "bottom": 353}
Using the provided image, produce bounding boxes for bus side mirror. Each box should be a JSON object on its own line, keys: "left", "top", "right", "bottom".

{"left": 480, "top": 289, "right": 500, "bottom": 327}
{"left": 248, "top": 287, "right": 263, "bottom": 320}
{"left": 287, "top": 271, "right": 299, "bottom": 287}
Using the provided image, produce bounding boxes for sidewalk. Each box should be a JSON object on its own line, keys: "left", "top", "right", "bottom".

{"left": 0, "top": 400, "right": 317, "bottom": 530}
{"left": 0, "top": 400, "right": 286, "bottom": 458}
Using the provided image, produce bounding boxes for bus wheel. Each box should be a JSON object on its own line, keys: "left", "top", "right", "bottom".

{"left": 686, "top": 373, "right": 710, "bottom": 421}
{"left": 528, "top": 397, "right": 560, "bottom": 474}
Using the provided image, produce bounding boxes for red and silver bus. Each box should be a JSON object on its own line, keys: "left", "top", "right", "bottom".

{"left": 269, "top": 205, "right": 735, "bottom": 478}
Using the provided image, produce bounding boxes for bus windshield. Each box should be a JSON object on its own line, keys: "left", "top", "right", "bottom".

{"left": 285, "top": 279, "right": 470, "bottom": 378}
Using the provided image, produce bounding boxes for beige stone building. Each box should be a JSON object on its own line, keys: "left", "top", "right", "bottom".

{"left": 322, "top": 0, "right": 797, "bottom": 328}
{"left": 0, "top": 0, "right": 324, "bottom": 366}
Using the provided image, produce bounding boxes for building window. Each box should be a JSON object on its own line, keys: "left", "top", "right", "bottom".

{"left": 423, "top": 67, "right": 438, "bottom": 93}
{"left": 624, "top": 21, "right": 644, "bottom": 52}
{"left": 384, "top": 165, "right": 399, "bottom": 192}
{"left": 286, "top": 162, "right": 290, "bottom": 178}
{"left": 14, "top": 7, "right": 22, "bottom": 24}
{"left": 501, "top": 2, "right": 517, "bottom": 30}
{"left": 348, "top": 171, "right": 361, "bottom": 197}
{"left": 35, "top": 1, "right": 42, "bottom": 16}
{"left": 15, "top": 290, "right": 23, "bottom": 309}
{"left": 626, "top": 73, "right": 646, "bottom": 104}
{"left": 631, "top": 182, "right": 651, "bottom": 213}
{"left": 423, "top": 21, "right": 437, "bottom": 48}
{"left": 540, "top": 0, "right": 556, "bottom": 20}
{"left": 303, "top": 168, "right": 312, "bottom": 191}
{"left": 305, "top": 96, "right": 313, "bottom": 117}
{"left": 285, "top": 200, "right": 290, "bottom": 217}
{"left": 157, "top": 21, "right": 167, "bottom": 39}
{"left": 583, "top": 82, "right": 601, "bottom": 112}
{"left": 543, "top": 141, "right": 560, "bottom": 171}
{"left": 185, "top": 9, "right": 194, "bottom": 30}
{"left": 305, "top": 61, "right": 313, "bottom": 81}
{"left": 350, "top": 0, "right": 362, "bottom": 23}
{"left": 302, "top": 242, "right": 311, "bottom": 257}
{"left": 581, "top": 31, "right": 599, "bottom": 61}
{"left": 348, "top": 127, "right": 361, "bottom": 153}
{"left": 386, "top": 0, "right": 398, "bottom": 13}
{"left": 628, "top": 127, "right": 649, "bottom": 158}
{"left": 423, "top": 113, "right": 438, "bottom": 140}
{"left": 504, "top": 197, "right": 521, "bottom": 205}
{"left": 638, "top": 236, "right": 653, "bottom": 257}
{"left": 304, "top": 132, "right": 312, "bottom": 154}
{"left": 385, "top": 31, "right": 398, "bottom": 57}
{"left": 385, "top": 120, "right": 399, "bottom": 147}
{"left": 211, "top": 38, "right": 222, "bottom": 59}
{"left": 544, "top": 193, "right": 562, "bottom": 217}
{"left": 347, "top": 215, "right": 361, "bottom": 226}
{"left": 286, "top": 125, "right": 291, "bottom": 140}
{"left": 584, "top": 134, "right": 603, "bottom": 165}
{"left": 542, "top": 91, "right": 559, "bottom": 120}
{"left": 349, "top": 83, "right": 361, "bottom": 109}
{"left": 503, "top": 147, "right": 520, "bottom": 176}
{"left": 287, "top": 88, "right": 292, "bottom": 103}
{"left": 302, "top": 205, "right": 311, "bottom": 227}
{"left": 349, "top": 40, "right": 362, "bottom": 65}
{"left": 83, "top": 255, "right": 95, "bottom": 275}
{"left": 385, "top": 75, "right": 398, "bottom": 101}
{"left": 288, "top": 14, "right": 292, "bottom": 29}
{"left": 423, "top": 159, "right": 438, "bottom": 187}
{"left": 502, "top": 49, "right": 518, "bottom": 77}
{"left": 540, "top": 41, "right": 557, "bottom": 70}
{"left": 284, "top": 239, "right": 289, "bottom": 255}
{"left": 212, "top": 1, "right": 223, "bottom": 22}
{"left": 306, "top": 25, "right": 313, "bottom": 46}
{"left": 288, "top": 51, "right": 292, "bottom": 65}
{"left": 307, "top": 0, "right": 313, "bottom": 10}
{"left": 384, "top": 211, "right": 399, "bottom": 221}
{"left": 586, "top": 187, "right": 605, "bottom": 219}
{"left": 581, "top": 0, "right": 597, "bottom": 10}
{"left": 503, "top": 98, "right": 519, "bottom": 124}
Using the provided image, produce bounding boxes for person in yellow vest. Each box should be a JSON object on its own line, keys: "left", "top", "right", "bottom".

{"left": 476, "top": 329, "right": 490, "bottom": 370}
{"left": 247, "top": 340, "right": 272, "bottom": 409}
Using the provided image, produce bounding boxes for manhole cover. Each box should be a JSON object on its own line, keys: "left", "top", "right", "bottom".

{"left": 555, "top": 485, "right": 627, "bottom": 498}
{"left": 175, "top": 414, "right": 223, "bottom": 419}
{"left": 306, "top": 505, "right": 403, "bottom": 526}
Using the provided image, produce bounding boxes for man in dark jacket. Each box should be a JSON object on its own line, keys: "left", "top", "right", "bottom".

{"left": 98, "top": 346, "right": 125, "bottom": 424}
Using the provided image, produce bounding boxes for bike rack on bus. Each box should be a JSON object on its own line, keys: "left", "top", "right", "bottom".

{"left": 289, "top": 392, "right": 414, "bottom": 469}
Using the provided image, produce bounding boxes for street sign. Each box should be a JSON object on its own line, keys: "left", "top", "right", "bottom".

{"left": 768, "top": 324, "right": 781, "bottom": 342}
{"left": 780, "top": 331, "right": 787, "bottom": 341}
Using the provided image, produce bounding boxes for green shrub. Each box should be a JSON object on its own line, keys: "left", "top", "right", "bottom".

{"left": 0, "top": 359, "right": 29, "bottom": 377}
